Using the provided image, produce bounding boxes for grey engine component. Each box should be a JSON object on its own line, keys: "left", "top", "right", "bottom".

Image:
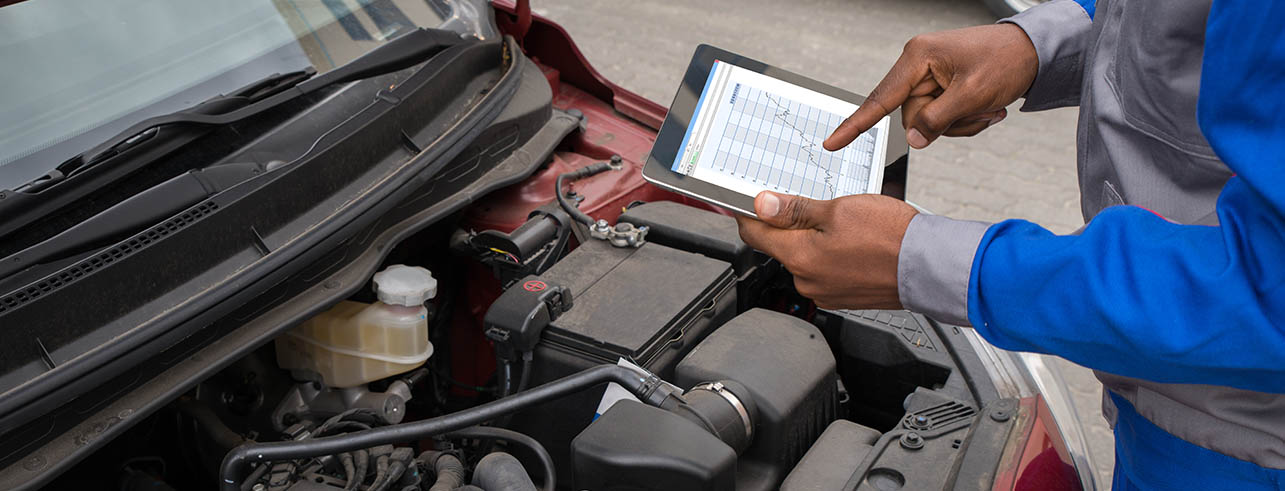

{"left": 572, "top": 308, "right": 841, "bottom": 491}
{"left": 272, "top": 379, "right": 415, "bottom": 430}
{"left": 675, "top": 308, "right": 842, "bottom": 491}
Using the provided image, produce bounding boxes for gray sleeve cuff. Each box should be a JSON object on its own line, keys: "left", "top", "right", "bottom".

{"left": 1000, "top": 0, "right": 1094, "bottom": 111}
{"left": 897, "top": 214, "right": 991, "bottom": 327}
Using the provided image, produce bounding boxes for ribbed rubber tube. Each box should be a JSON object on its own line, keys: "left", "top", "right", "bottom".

{"left": 445, "top": 426, "right": 555, "bottom": 491}
{"left": 220, "top": 364, "right": 658, "bottom": 490}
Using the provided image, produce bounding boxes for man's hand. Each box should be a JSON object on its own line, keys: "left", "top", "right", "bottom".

{"left": 824, "top": 24, "right": 1039, "bottom": 151}
{"left": 736, "top": 191, "right": 919, "bottom": 310}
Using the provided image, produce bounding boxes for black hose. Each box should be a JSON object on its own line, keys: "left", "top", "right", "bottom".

{"left": 220, "top": 364, "right": 667, "bottom": 490}
{"left": 472, "top": 452, "right": 537, "bottom": 491}
{"left": 493, "top": 355, "right": 532, "bottom": 430}
{"left": 515, "top": 356, "right": 534, "bottom": 394}
{"left": 555, "top": 158, "right": 619, "bottom": 226}
{"left": 445, "top": 427, "right": 554, "bottom": 491}
{"left": 421, "top": 451, "right": 466, "bottom": 491}
{"left": 498, "top": 358, "right": 514, "bottom": 397}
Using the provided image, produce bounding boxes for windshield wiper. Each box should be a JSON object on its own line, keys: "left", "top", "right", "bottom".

{"left": 0, "top": 28, "right": 467, "bottom": 240}
{"left": 26, "top": 28, "right": 466, "bottom": 192}
{"left": 19, "top": 68, "right": 315, "bottom": 196}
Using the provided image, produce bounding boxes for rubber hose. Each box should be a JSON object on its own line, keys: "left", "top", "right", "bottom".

{"left": 498, "top": 359, "right": 514, "bottom": 398}
{"left": 472, "top": 452, "right": 537, "bottom": 491}
{"left": 220, "top": 365, "right": 662, "bottom": 490}
{"left": 352, "top": 449, "right": 369, "bottom": 490}
{"left": 339, "top": 453, "right": 357, "bottom": 491}
{"left": 492, "top": 356, "right": 533, "bottom": 430}
{"left": 370, "top": 447, "right": 414, "bottom": 491}
{"left": 444, "top": 427, "right": 554, "bottom": 491}
{"left": 515, "top": 357, "right": 534, "bottom": 394}
{"left": 421, "top": 451, "right": 466, "bottom": 491}
{"left": 366, "top": 453, "right": 388, "bottom": 491}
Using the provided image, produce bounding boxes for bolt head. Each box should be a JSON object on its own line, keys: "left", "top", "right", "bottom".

{"left": 900, "top": 431, "right": 924, "bottom": 450}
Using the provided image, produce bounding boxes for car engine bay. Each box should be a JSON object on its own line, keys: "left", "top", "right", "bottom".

{"left": 4, "top": 10, "right": 1069, "bottom": 490}
{"left": 54, "top": 149, "right": 1010, "bottom": 490}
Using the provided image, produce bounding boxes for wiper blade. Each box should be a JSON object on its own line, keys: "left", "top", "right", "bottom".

{"left": 22, "top": 69, "right": 315, "bottom": 193}
{"left": 18, "top": 28, "right": 466, "bottom": 192}
{"left": 65, "top": 27, "right": 466, "bottom": 183}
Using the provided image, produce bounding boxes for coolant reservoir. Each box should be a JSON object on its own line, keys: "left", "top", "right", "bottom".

{"left": 275, "top": 265, "right": 437, "bottom": 388}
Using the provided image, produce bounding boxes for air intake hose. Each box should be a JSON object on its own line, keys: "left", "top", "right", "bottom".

{"left": 220, "top": 364, "right": 678, "bottom": 490}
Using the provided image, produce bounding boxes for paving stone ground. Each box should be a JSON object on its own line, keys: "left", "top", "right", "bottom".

{"left": 536, "top": 0, "right": 1114, "bottom": 487}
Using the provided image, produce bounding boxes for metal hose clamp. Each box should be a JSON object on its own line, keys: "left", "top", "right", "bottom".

{"left": 693, "top": 381, "right": 753, "bottom": 442}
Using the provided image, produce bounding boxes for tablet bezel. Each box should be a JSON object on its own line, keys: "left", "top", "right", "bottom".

{"left": 642, "top": 44, "right": 907, "bottom": 216}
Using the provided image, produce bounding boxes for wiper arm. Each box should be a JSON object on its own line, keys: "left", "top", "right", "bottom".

{"left": 1, "top": 28, "right": 467, "bottom": 240}
{"left": 59, "top": 27, "right": 467, "bottom": 185}
{"left": 21, "top": 68, "right": 316, "bottom": 194}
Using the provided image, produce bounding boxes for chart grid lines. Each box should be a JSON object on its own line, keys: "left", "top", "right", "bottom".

{"left": 672, "top": 60, "right": 887, "bottom": 202}
{"left": 702, "top": 84, "right": 879, "bottom": 200}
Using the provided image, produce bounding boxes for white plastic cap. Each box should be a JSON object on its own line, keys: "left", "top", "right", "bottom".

{"left": 371, "top": 265, "right": 437, "bottom": 306}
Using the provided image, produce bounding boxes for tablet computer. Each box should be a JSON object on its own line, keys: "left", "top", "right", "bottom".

{"left": 642, "top": 44, "right": 906, "bottom": 216}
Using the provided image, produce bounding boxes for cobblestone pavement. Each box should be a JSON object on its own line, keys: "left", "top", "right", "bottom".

{"left": 536, "top": 0, "right": 1114, "bottom": 487}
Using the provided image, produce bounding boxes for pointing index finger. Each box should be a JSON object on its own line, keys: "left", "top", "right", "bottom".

{"left": 823, "top": 52, "right": 923, "bottom": 151}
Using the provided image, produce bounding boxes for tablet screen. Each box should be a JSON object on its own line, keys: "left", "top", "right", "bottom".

{"left": 670, "top": 60, "right": 890, "bottom": 201}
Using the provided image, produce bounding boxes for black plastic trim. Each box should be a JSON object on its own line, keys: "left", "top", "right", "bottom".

{"left": 0, "top": 51, "right": 574, "bottom": 490}
{"left": 0, "top": 38, "right": 517, "bottom": 443}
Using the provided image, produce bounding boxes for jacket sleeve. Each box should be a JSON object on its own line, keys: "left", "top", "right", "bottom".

{"left": 967, "top": 1, "right": 1285, "bottom": 393}
{"left": 1001, "top": 0, "right": 1096, "bottom": 111}
{"left": 894, "top": 0, "right": 1098, "bottom": 324}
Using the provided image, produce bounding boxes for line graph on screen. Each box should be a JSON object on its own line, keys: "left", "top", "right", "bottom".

{"left": 706, "top": 84, "right": 879, "bottom": 200}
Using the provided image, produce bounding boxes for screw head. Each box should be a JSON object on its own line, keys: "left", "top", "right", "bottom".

{"left": 900, "top": 432, "right": 924, "bottom": 450}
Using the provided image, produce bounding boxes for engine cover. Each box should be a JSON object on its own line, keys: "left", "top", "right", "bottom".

{"left": 506, "top": 238, "right": 737, "bottom": 487}
{"left": 675, "top": 308, "right": 840, "bottom": 491}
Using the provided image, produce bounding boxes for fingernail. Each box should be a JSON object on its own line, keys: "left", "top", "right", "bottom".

{"left": 759, "top": 192, "right": 781, "bottom": 218}
{"left": 907, "top": 128, "right": 928, "bottom": 149}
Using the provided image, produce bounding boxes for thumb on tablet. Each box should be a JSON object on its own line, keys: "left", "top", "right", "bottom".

{"left": 755, "top": 191, "right": 827, "bottom": 230}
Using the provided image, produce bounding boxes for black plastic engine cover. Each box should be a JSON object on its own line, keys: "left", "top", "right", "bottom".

{"left": 618, "top": 201, "right": 773, "bottom": 311}
{"left": 572, "top": 400, "right": 737, "bottom": 491}
{"left": 507, "top": 239, "right": 737, "bottom": 487}
{"left": 675, "top": 308, "right": 839, "bottom": 491}
{"left": 780, "top": 420, "right": 882, "bottom": 490}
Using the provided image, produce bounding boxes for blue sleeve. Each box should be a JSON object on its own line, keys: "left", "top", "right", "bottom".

{"left": 966, "top": 1, "right": 1285, "bottom": 393}
{"left": 1072, "top": 0, "right": 1096, "bottom": 19}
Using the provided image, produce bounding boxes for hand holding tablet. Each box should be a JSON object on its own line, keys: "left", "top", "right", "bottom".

{"left": 643, "top": 45, "right": 907, "bottom": 216}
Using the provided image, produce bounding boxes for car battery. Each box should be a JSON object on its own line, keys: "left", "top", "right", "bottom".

{"left": 619, "top": 201, "right": 775, "bottom": 311}
{"left": 502, "top": 237, "right": 737, "bottom": 486}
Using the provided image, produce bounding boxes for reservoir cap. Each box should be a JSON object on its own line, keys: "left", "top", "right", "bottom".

{"left": 372, "top": 265, "right": 437, "bottom": 306}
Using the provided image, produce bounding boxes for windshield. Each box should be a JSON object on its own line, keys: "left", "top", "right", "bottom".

{"left": 0, "top": 0, "right": 452, "bottom": 190}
